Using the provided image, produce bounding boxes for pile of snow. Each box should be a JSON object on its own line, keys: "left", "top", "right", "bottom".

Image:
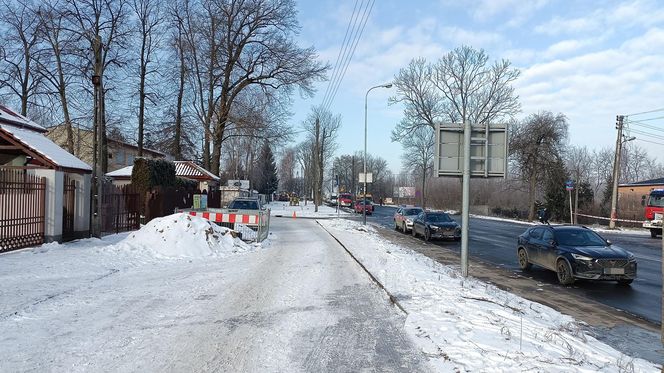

{"left": 318, "top": 218, "right": 660, "bottom": 372}
{"left": 266, "top": 200, "right": 351, "bottom": 218}
{"left": 117, "top": 213, "right": 250, "bottom": 259}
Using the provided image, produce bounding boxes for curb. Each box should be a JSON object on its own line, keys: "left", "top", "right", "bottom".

{"left": 315, "top": 221, "right": 408, "bottom": 315}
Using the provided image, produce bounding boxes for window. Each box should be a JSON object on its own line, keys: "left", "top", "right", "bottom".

{"left": 529, "top": 228, "right": 543, "bottom": 240}
{"left": 542, "top": 229, "right": 554, "bottom": 242}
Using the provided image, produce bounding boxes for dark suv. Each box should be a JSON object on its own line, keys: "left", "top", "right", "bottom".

{"left": 228, "top": 197, "right": 261, "bottom": 210}
{"left": 516, "top": 225, "right": 637, "bottom": 285}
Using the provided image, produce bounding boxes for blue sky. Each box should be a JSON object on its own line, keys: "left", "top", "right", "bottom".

{"left": 289, "top": 0, "right": 664, "bottom": 173}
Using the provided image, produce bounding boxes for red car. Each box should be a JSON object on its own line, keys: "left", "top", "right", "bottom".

{"left": 354, "top": 200, "right": 373, "bottom": 215}
{"left": 339, "top": 193, "right": 354, "bottom": 207}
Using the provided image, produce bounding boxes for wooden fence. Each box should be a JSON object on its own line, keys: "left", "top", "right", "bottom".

{"left": 101, "top": 182, "right": 141, "bottom": 235}
{"left": 0, "top": 168, "right": 46, "bottom": 252}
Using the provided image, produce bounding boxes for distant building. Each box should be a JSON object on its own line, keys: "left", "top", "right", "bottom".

{"left": 46, "top": 125, "right": 169, "bottom": 172}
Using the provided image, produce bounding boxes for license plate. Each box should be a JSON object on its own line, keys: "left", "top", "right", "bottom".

{"left": 604, "top": 268, "right": 625, "bottom": 275}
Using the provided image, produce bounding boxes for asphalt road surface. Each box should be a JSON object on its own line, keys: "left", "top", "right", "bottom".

{"left": 361, "top": 205, "right": 662, "bottom": 326}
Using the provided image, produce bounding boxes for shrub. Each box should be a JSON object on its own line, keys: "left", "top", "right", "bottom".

{"left": 131, "top": 158, "right": 176, "bottom": 192}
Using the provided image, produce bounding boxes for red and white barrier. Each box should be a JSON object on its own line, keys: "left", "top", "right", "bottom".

{"left": 188, "top": 210, "right": 259, "bottom": 225}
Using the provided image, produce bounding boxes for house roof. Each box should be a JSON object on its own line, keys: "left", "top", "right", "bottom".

{"left": 0, "top": 105, "right": 46, "bottom": 132}
{"left": 0, "top": 122, "right": 92, "bottom": 173}
{"left": 174, "top": 161, "right": 219, "bottom": 181}
{"left": 619, "top": 177, "right": 664, "bottom": 187}
{"left": 105, "top": 161, "right": 219, "bottom": 181}
{"left": 106, "top": 165, "right": 132, "bottom": 178}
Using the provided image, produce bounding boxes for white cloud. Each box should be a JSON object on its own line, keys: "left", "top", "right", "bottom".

{"left": 439, "top": 27, "right": 503, "bottom": 47}
{"left": 471, "top": 0, "right": 549, "bottom": 26}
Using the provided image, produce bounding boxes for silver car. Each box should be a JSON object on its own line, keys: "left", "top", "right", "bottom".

{"left": 393, "top": 206, "right": 423, "bottom": 233}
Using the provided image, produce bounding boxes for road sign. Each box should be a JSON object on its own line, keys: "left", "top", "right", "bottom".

{"left": 358, "top": 172, "right": 373, "bottom": 183}
{"left": 434, "top": 123, "right": 508, "bottom": 178}
{"left": 565, "top": 180, "right": 574, "bottom": 191}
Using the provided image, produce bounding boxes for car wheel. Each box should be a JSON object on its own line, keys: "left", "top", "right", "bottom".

{"left": 556, "top": 259, "right": 575, "bottom": 285}
{"left": 617, "top": 279, "right": 633, "bottom": 286}
{"left": 650, "top": 229, "right": 659, "bottom": 238}
{"left": 517, "top": 248, "right": 532, "bottom": 270}
{"left": 412, "top": 226, "right": 417, "bottom": 238}
{"left": 424, "top": 228, "right": 431, "bottom": 242}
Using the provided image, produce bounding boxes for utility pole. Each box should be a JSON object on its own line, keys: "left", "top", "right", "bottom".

{"left": 314, "top": 118, "right": 320, "bottom": 212}
{"left": 91, "top": 36, "right": 103, "bottom": 238}
{"left": 609, "top": 115, "right": 624, "bottom": 229}
{"left": 460, "top": 120, "right": 471, "bottom": 277}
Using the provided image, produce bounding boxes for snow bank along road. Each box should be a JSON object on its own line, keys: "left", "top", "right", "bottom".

{"left": 0, "top": 217, "right": 427, "bottom": 372}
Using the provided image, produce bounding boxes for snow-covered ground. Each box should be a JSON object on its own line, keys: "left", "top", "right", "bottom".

{"left": 266, "top": 200, "right": 351, "bottom": 218}
{"left": 318, "top": 218, "right": 661, "bottom": 372}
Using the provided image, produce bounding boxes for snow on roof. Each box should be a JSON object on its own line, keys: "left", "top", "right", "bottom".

{"left": 0, "top": 123, "right": 92, "bottom": 172}
{"left": 106, "top": 162, "right": 219, "bottom": 181}
{"left": 174, "top": 161, "right": 219, "bottom": 181}
{"left": 106, "top": 165, "right": 133, "bottom": 178}
{"left": 0, "top": 105, "right": 46, "bottom": 132}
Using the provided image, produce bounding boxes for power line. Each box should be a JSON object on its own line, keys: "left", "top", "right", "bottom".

{"left": 628, "top": 128, "right": 664, "bottom": 141}
{"left": 626, "top": 115, "right": 664, "bottom": 123}
{"left": 634, "top": 137, "right": 664, "bottom": 147}
{"left": 322, "top": 0, "right": 375, "bottom": 111}
{"left": 625, "top": 107, "right": 664, "bottom": 116}
{"left": 629, "top": 121, "right": 664, "bottom": 132}
{"left": 319, "top": 0, "right": 360, "bottom": 110}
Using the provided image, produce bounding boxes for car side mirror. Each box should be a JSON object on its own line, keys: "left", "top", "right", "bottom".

{"left": 548, "top": 240, "right": 556, "bottom": 246}
{"left": 606, "top": 239, "right": 612, "bottom": 245}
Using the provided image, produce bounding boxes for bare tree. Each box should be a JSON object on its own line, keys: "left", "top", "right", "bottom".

{"left": 64, "top": 0, "right": 131, "bottom": 172}
{"left": 401, "top": 126, "right": 434, "bottom": 208}
{"left": 0, "top": 0, "right": 43, "bottom": 116}
{"left": 303, "top": 106, "right": 340, "bottom": 211}
{"left": 132, "top": 0, "right": 164, "bottom": 156}
{"left": 278, "top": 147, "right": 297, "bottom": 193}
{"left": 36, "top": 1, "right": 76, "bottom": 152}
{"left": 390, "top": 58, "right": 444, "bottom": 138}
{"left": 589, "top": 147, "right": 614, "bottom": 199}
{"left": 391, "top": 46, "right": 520, "bottom": 140}
{"left": 204, "top": 0, "right": 328, "bottom": 175}
{"left": 565, "top": 145, "right": 591, "bottom": 222}
{"left": 510, "top": 111, "right": 569, "bottom": 220}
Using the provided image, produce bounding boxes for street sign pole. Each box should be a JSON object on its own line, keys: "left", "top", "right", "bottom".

{"left": 461, "top": 120, "right": 471, "bottom": 277}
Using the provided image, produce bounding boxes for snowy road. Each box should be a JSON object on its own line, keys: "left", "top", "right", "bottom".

{"left": 0, "top": 218, "right": 427, "bottom": 372}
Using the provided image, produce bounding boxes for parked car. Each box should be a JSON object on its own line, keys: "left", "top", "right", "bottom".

{"left": 516, "top": 225, "right": 637, "bottom": 285}
{"left": 354, "top": 200, "right": 373, "bottom": 215}
{"left": 338, "top": 193, "right": 354, "bottom": 208}
{"left": 393, "top": 206, "right": 423, "bottom": 233}
{"left": 411, "top": 211, "right": 461, "bottom": 241}
{"left": 228, "top": 197, "right": 261, "bottom": 210}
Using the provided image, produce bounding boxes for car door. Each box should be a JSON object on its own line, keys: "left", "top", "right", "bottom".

{"left": 526, "top": 228, "right": 544, "bottom": 265}
{"left": 413, "top": 212, "right": 424, "bottom": 235}
{"left": 538, "top": 228, "right": 557, "bottom": 270}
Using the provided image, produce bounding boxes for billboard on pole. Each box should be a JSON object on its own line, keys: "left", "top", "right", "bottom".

{"left": 434, "top": 123, "right": 508, "bottom": 178}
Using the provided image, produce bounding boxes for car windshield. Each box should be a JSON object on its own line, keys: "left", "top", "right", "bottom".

{"left": 426, "top": 213, "right": 453, "bottom": 223}
{"left": 229, "top": 200, "right": 259, "bottom": 209}
{"left": 404, "top": 208, "right": 422, "bottom": 215}
{"left": 554, "top": 229, "right": 607, "bottom": 246}
{"left": 648, "top": 194, "right": 664, "bottom": 207}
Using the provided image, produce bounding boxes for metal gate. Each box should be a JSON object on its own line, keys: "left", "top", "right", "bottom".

{"left": 101, "top": 182, "right": 141, "bottom": 235}
{"left": 62, "top": 175, "right": 76, "bottom": 241}
{"left": 0, "top": 168, "right": 46, "bottom": 252}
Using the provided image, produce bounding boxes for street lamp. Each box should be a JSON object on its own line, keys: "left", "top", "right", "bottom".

{"left": 363, "top": 82, "right": 393, "bottom": 225}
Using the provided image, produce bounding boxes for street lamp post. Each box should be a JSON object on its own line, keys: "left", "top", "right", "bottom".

{"left": 363, "top": 83, "right": 392, "bottom": 225}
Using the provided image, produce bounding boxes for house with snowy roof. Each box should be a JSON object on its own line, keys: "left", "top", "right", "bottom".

{"left": 0, "top": 105, "right": 91, "bottom": 251}
{"left": 106, "top": 160, "right": 220, "bottom": 192}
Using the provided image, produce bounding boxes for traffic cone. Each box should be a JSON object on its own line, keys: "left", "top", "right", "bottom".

{"left": 292, "top": 211, "right": 297, "bottom": 219}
